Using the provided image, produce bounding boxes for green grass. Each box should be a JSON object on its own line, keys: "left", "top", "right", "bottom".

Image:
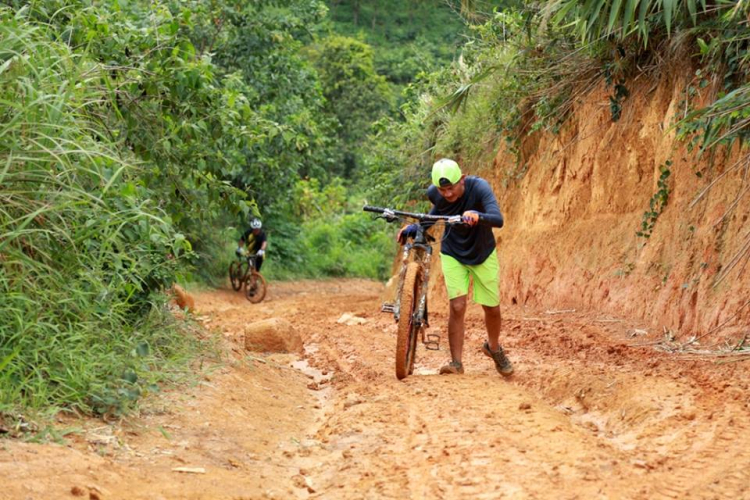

{"left": 0, "top": 7, "right": 206, "bottom": 423}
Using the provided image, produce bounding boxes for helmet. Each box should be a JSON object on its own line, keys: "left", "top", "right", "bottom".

{"left": 250, "top": 218, "right": 262, "bottom": 230}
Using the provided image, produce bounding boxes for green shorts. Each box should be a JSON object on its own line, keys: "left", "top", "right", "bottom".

{"left": 441, "top": 249, "right": 500, "bottom": 307}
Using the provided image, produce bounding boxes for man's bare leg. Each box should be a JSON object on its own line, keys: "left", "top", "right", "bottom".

{"left": 483, "top": 304, "right": 502, "bottom": 351}
{"left": 448, "top": 295, "right": 468, "bottom": 362}
{"left": 482, "top": 304, "right": 513, "bottom": 375}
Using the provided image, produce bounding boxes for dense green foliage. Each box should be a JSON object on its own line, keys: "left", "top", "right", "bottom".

{"left": 0, "top": 0, "right": 415, "bottom": 420}
{"left": 265, "top": 180, "right": 394, "bottom": 280}
{"left": 0, "top": 7, "right": 203, "bottom": 418}
{"left": 326, "top": 0, "right": 516, "bottom": 88}
{"left": 327, "top": 0, "right": 470, "bottom": 87}
{"left": 362, "top": 8, "right": 597, "bottom": 206}
{"left": 363, "top": 0, "right": 750, "bottom": 212}
{"left": 13, "top": 0, "right": 749, "bottom": 424}
{"left": 308, "top": 35, "right": 393, "bottom": 177}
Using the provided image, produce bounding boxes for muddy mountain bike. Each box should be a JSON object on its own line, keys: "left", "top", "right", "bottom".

{"left": 364, "top": 205, "right": 464, "bottom": 380}
{"left": 229, "top": 253, "right": 267, "bottom": 303}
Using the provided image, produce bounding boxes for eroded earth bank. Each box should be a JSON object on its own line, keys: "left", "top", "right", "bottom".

{"left": 4, "top": 280, "right": 750, "bottom": 499}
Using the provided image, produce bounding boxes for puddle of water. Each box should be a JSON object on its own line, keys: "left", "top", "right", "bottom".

{"left": 413, "top": 366, "right": 438, "bottom": 376}
{"left": 291, "top": 358, "right": 327, "bottom": 384}
{"left": 290, "top": 343, "right": 333, "bottom": 403}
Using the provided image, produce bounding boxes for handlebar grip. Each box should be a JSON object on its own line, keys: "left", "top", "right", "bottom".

{"left": 362, "top": 205, "right": 384, "bottom": 213}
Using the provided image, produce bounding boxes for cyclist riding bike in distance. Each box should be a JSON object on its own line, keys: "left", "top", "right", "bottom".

{"left": 397, "top": 158, "right": 514, "bottom": 377}
{"left": 237, "top": 217, "right": 267, "bottom": 272}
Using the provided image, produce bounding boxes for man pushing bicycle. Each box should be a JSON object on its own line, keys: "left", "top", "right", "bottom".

{"left": 397, "top": 158, "right": 513, "bottom": 376}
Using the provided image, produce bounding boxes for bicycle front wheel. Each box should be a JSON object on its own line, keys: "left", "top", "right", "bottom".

{"left": 396, "top": 262, "right": 422, "bottom": 380}
{"left": 229, "top": 261, "right": 245, "bottom": 291}
{"left": 245, "top": 271, "right": 267, "bottom": 303}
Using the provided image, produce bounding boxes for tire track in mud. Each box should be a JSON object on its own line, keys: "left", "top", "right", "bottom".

{"left": 647, "top": 409, "right": 750, "bottom": 500}
{"left": 699, "top": 422, "right": 750, "bottom": 500}
{"left": 300, "top": 306, "right": 619, "bottom": 498}
{"left": 265, "top": 281, "right": 750, "bottom": 500}
{"left": 8, "top": 280, "right": 750, "bottom": 500}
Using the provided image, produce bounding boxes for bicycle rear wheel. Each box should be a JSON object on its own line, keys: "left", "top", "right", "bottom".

{"left": 229, "top": 261, "right": 246, "bottom": 291}
{"left": 245, "top": 271, "right": 267, "bottom": 303}
{"left": 395, "top": 262, "right": 422, "bottom": 380}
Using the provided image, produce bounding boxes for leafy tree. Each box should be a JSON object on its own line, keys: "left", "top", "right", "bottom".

{"left": 326, "top": 0, "right": 517, "bottom": 86}
{"left": 201, "top": 0, "right": 336, "bottom": 204}
{"left": 309, "top": 35, "right": 393, "bottom": 177}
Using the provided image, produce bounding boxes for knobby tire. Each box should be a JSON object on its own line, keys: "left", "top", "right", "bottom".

{"left": 229, "top": 261, "right": 245, "bottom": 291}
{"left": 396, "top": 262, "right": 422, "bottom": 380}
{"left": 245, "top": 271, "right": 267, "bottom": 303}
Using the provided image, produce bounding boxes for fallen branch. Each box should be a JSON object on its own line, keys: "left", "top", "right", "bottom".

{"left": 172, "top": 467, "right": 206, "bottom": 474}
{"left": 716, "top": 355, "right": 750, "bottom": 365}
{"left": 545, "top": 309, "right": 576, "bottom": 315}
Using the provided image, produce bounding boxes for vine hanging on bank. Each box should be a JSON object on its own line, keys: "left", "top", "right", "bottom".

{"left": 637, "top": 160, "right": 672, "bottom": 239}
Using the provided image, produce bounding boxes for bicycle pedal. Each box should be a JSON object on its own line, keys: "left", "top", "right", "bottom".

{"left": 381, "top": 302, "right": 395, "bottom": 313}
{"left": 424, "top": 333, "right": 440, "bottom": 351}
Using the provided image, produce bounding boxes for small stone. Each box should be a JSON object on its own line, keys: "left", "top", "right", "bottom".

{"left": 519, "top": 402, "right": 532, "bottom": 410}
{"left": 71, "top": 486, "right": 86, "bottom": 497}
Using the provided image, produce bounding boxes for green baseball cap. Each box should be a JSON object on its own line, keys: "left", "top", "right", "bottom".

{"left": 431, "top": 158, "right": 462, "bottom": 187}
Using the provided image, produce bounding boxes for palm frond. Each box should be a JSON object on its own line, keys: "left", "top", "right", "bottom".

{"left": 542, "top": 0, "right": 724, "bottom": 45}
{"left": 432, "top": 63, "right": 502, "bottom": 115}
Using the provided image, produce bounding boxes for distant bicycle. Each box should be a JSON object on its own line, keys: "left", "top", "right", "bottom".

{"left": 364, "top": 205, "right": 465, "bottom": 380}
{"left": 229, "top": 252, "right": 267, "bottom": 303}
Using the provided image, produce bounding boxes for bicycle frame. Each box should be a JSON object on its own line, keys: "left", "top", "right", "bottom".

{"left": 244, "top": 254, "right": 258, "bottom": 273}
{"left": 364, "top": 205, "right": 462, "bottom": 352}
{"left": 235, "top": 253, "right": 258, "bottom": 273}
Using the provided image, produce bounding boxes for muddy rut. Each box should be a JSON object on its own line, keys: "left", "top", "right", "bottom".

{"left": 3, "top": 279, "right": 750, "bottom": 500}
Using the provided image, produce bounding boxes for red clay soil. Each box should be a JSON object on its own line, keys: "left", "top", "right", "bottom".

{"left": 3, "top": 279, "right": 750, "bottom": 499}
{"left": 463, "top": 63, "right": 750, "bottom": 342}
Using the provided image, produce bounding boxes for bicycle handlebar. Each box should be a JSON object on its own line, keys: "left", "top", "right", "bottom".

{"left": 363, "top": 205, "right": 463, "bottom": 224}
{"left": 236, "top": 252, "right": 259, "bottom": 260}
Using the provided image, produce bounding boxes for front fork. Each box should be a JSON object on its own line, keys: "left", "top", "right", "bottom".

{"left": 384, "top": 243, "right": 439, "bottom": 351}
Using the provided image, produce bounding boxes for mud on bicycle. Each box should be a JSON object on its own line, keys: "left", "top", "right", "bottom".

{"left": 363, "top": 205, "right": 465, "bottom": 380}
{"left": 229, "top": 251, "right": 267, "bottom": 303}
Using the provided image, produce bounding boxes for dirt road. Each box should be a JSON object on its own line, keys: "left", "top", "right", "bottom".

{"left": 4, "top": 279, "right": 750, "bottom": 499}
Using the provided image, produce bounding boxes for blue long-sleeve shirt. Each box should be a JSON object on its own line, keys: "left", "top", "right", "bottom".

{"left": 426, "top": 176, "right": 503, "bottom": 265}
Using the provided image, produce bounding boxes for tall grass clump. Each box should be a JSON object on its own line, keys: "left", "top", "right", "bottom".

{"left": 0, "top": 9, "right": 202, "bottom": 420}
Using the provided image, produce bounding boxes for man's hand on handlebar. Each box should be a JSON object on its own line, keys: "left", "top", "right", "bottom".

{"left": 397, "top": 224, "right": 418, "bottom": 244}
{"left": 462, "top": 210, "right": 479, "bottom": 226}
